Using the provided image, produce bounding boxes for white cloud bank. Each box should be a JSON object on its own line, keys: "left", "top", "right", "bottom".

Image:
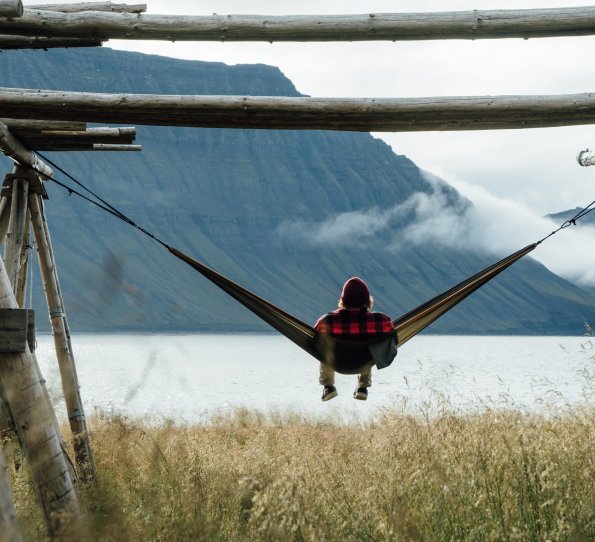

{"left": 278, "top": 174, "right": 595, "bottom": 288}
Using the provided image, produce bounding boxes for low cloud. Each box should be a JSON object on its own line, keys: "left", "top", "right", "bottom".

{"left": 277, "top": 172, "right": 595, "bottom": 288}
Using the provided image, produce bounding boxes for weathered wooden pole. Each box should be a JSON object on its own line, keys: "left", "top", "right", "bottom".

{"left": 0, "top": 448, "right": 22, "bottom": 542}
{"left": 1, "top": 89, "right": 595, "bottom": 132}
{"left": 0, "top": 1, "right": 23, "bottom": 18}
{"left": 0, "top": 197, "right": 10, "bottom": 246}
{"left": 0, "top": 35, "right": 102, "bottom": 48}
{"left": 2, "top": 6, "right": 595, "bottom": 41}
{"left": 29, "top": 2, "right": 147, "bottom": 13}
{"left": 0, "top": 123, "right": 52, "bottom": 179}
{"left": 0, "top": 255, "right": 81, "bottom": 537}
{"left": 28, "top": 192, "right": 95, "bottom": 480}
{"left": 15, "top": 206, "right": 31, "bottom": 309}
{"left": 3, "top": 176, "right": 28, "bottom": 291}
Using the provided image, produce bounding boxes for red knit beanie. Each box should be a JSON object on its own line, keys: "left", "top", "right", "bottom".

{"left": 341, "top": 277, "right": 370, "bottom": 308}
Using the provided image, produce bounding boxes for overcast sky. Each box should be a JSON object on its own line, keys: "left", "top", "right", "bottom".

{"left": 39, "top": 1, "right": 595, "bottom": 284}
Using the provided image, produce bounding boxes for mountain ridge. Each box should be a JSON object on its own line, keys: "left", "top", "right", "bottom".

{"left": 1, "top": 47, "right": 594, "bottom": 334}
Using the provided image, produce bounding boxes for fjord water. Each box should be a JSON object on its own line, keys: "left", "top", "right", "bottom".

{"left": 36, "top": 334, "right": 592, "bottom": 423}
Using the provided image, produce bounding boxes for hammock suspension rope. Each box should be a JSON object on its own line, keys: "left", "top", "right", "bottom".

{"left": 20, "top": 152, "right": 595, "bottom": 374}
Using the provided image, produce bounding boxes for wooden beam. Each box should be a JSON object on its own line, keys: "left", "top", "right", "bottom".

{"left": 17, "top": 127, "right": 137, "bottom": 150}
{"left": 0, "top": 123, "right": 52, "bottom": 179}
{"left": 0, "top": 253, "right": 81, "bottom": 537}
{"left": 91, "top": 143, "right": 140, "bottom": 151}
{"left": 28, "top": 2, "right": 146, "bottom": 13}
{"left": 3, "top": 6, "right": 595, "bottom": 41}
{"left": 29, "top": 192, "right": 96, "bottom": 481}
{"left": 1, "top": 88, "right": 595, "bottom": 132}
{"left": 0, "top": 118, "right": 86, "bottom": 133}
{"left": 21, "top": 128, "right": 136, "bottom": 147}
{"left": 0, "top": 34, "right": 102, "bottom": 48}
{"left": 0, "top": 1, "right": 23, "bottom": 18}
{"left": 577, "top": 149, "right": 595, "bottom": 166}
{"left": 3, "top": 176, "right": 28, "bottom": 291}
{"left": 19, "top": 142, "right": 141, "bottom": 150}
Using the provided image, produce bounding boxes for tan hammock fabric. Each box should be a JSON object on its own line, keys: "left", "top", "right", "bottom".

{"left": 169, "top": 243, "right": 537, "bottom": 373}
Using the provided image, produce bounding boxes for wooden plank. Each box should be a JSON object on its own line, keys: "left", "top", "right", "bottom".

{"left": 0, "top": 34, "right": 101, "bottom": 48}
{"left": 2, "top": 6, "right": 595, "bottom": 41}
{"left": 0, "top": 309, "right": 28, "bottom": 353}
{"left": 0, "top": 1, "right": 23, "bottom": 18}
{"left": 1, "top": 88, "right": 595, "bottom": 132}
{"left": 2, "top": 172, "right": 49, "bottom": 199}
{"left": 29, "top": 2, "right": 146, "bottom": 14}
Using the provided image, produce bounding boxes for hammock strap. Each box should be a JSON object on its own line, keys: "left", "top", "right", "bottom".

{"left": 393, "top": 243, "right": 537, "bottom": 346}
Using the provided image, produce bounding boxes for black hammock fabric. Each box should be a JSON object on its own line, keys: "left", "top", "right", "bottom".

{"left": 169, "top": 243, "right": 537, "bottom": 375}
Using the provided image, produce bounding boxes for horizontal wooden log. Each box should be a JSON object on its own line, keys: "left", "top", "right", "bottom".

{"left": 0, "top": 119, "right": 86, "bottom": 133}
{"left": 0, "top": 122, "right": 52, "bottom": 177}
{"left": 43, "top": 126, "right": 135, "bottom": 137}
{"left": 0, "top": 1, "right": 23, "bottom": 18}
{"left": 2, "top": 6, "right": 595, "bottom": 41}
{"left": 28, "top": 2, "right": 146, "bottom": 13}
{"left": 91, "top": 143, "right": 140, "bottom": 151}
{"left": 0, "top": 34, "right": 101, "bottom": 48}
{"left": 577, "top": 149, "right": 595, "bottom": 166}
{"left": 19, "top": 142, "right": 140, "bottom": 151}
{"left": 19, "top": 127, "right": 136, "bottom": 149}
{"left": 0, "top": 88, "right": 595, "bottom": 132}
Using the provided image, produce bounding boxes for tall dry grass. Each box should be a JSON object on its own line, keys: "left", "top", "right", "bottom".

{"left": 4, "top": 344, "right": 595, "bottom": 541}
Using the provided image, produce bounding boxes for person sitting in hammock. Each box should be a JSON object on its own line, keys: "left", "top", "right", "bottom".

{"left": 315, "top": 277, "right": 394, "bottom": 402}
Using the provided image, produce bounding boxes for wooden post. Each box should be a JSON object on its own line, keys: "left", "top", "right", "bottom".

{"left": 0, "top": 256, "right": 81, "bottom": 537}
{"left": 0, "top": 196, "right": 10, "bottom": 246}
{"left": 28, "top": 193, "right": 95, "bottom": 480}
{"left": 0, "top": 1, "right": 23, "bottom": 18}
{"left": 3, "top": 177, "right": 28, "bottom": 291}
{"left": 15, "top": 207, "right": 30, "bottom": 309}
{"left": 0, "top": 448, "right": 22, "bottom": 542}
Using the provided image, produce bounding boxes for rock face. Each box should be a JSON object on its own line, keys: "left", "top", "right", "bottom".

{"left": 1, "top": 47, "right": 595, "bottom": 334}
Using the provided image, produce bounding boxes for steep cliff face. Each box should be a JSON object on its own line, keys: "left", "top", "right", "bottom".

{"left": 1, "top": 47, "right": 595, "bottom": 333}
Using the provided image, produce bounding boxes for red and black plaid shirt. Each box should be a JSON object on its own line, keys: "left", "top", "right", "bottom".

{"left": 315, "top": 309, "right": 394, "bottom": 338}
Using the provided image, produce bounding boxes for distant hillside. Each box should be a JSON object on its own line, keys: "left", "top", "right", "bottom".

{"left": 547, "top": 207, "right": 595, "bottom": 226}
{"left": 1, "top": 47, "right": 595, "bottom": 334}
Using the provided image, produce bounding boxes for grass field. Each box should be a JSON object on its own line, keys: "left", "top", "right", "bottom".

{"left": 5, "top": 344, "right": 595, "bottom": 541}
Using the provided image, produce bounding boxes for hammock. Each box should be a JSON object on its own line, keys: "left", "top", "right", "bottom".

{"left": 24, "top": 152, "right": 595, "bottom": 375}
{"left": 169, "top": 243, "right": 537, "bottom": 375}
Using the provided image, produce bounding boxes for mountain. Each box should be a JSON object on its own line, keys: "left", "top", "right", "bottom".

{"left": 1, "top": 47, "right": 595, "bottom": 335}
{"left": 547, "top": 207, "right": 595, "bottom": 226}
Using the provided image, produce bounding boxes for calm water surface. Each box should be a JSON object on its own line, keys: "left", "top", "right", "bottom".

{"left": 35, "top": 334, "right": 593, "bottom": 423}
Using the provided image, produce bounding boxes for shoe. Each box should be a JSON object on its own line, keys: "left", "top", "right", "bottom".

{"left": 322, "top": 386, "right": 338, "bottom": 402}
{"left": 353, "top": 387, "right": 368, "bottom": 401}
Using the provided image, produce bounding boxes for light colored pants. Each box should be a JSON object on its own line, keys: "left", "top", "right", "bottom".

{"left": 319, "top": 363, "right": 372, "bottom": 388}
